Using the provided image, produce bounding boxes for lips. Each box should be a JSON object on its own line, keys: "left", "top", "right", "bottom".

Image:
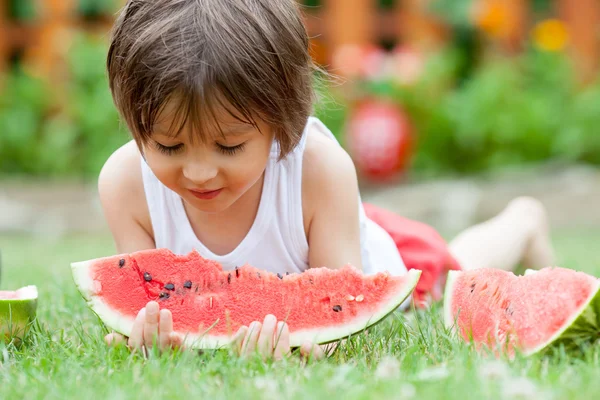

{"left": 189, "top": 188, "right": 223, "bottom": 200}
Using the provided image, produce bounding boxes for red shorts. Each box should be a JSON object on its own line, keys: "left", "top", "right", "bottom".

{"left": 363, "top": 203, "right": 462, "bottom": 307}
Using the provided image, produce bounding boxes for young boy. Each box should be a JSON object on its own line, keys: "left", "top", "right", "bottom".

{"left": 98, "top": 0, "right": 554, "bottom": 359}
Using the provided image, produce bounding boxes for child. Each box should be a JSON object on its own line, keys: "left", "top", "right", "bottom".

{"left": 98, "top": 0, "right": 554, "bottom": 360}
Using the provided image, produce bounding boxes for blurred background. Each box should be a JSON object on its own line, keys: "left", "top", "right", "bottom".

{"left": 1, "top": 0, "right": 600, "bottom": 238}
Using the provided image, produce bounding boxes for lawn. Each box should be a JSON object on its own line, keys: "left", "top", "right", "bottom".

{"left": 0, "top": 230, "right": 599, "bottom": 399}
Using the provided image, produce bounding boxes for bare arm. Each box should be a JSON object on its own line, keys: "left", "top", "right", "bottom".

{"left": 303, "top": 133, "right": 363, "bottom": 271}
{"left": 98, "top": 141, "right": 155, "bottom": 254}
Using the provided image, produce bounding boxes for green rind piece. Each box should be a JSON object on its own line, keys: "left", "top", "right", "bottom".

{"left": 0, "top": 286, "right": 38, "bottom": 340}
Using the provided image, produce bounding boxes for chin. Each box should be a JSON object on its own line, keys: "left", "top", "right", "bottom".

{"left": 183, "top": 194, "right": 235, "bottom": 214}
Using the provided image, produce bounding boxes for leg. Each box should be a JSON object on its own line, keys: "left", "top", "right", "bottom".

{"left": 448, "top": 197, "right": 555, "bottom": 272}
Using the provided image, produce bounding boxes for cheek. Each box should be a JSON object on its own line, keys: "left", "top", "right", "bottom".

{"left": 225, "top": 145, "right": 271, "bottom": 190}
{"left": 143, "top": 151, "right": 181, "bottom": 187}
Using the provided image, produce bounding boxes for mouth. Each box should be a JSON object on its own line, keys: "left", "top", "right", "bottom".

{"left": 189, "top": 188, "right": 223, "bottom": 200}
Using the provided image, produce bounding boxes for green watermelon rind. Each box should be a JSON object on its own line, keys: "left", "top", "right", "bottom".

{"left": 0, "top": 286, "right": 38, "bottom": 339}
{"left": 443, "top": 269, "right": 600, "bottom": 356}
{"left": 71, "top": 258, "right": 421, "bottom": 349}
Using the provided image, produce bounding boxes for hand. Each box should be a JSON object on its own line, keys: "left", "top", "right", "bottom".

{"left": 104, "top": 301, "right": 184, "bottom": 353}
{"left": 230, "top": 314, "right": 326, "bottom": 361}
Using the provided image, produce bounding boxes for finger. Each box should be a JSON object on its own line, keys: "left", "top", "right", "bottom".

{"left": 159, "top": 309, "right": 173, "bottom": 350}
{"left": 257, "top": 314, "right": 277, "bottom": 357}
{"left": 273, "top": 321, "right": 290, "bottom": 360}
{"left": 128, "top": 308, "right": 146, "bottom": 349}
{"left": 169, "top": 332, "right": 185, "bottom": 350}
{"left": 241, "top": 321, "right": 262, "bottom": 356}
{"left": 143, "top": 301, "right": 160, "bottom": 347}
{"left": 105, "top": 332, "right": 126, "bottom": 347}
{"left": 231, "top": 326, "right": 249, "bottom": 356}
{"left": 300, "top": 341, "right": 326, "bottom": 361}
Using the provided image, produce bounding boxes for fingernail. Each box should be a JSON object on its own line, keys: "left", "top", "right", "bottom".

{"left": 264, "top": 314, "right": 277, "bottom": 325}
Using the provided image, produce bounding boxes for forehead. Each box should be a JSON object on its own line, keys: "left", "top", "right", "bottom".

{"left": 152, "top": 95, "right": 256, "bottom": 139}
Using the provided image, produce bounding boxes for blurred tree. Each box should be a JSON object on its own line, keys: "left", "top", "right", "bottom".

{"left": 8, "top": 0, "right": 37, "bottom": 21}
{"left": 378, "top": 0, "right": 396, "bottom": 10}
{"left": 78, "top": 0, "right": 118, "bottom": 20}
{"left": 302, "top": 0, "right": 322, "bottom": 8}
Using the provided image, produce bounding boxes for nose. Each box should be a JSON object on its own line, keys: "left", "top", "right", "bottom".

{"left": 182, "top": 157, "right": 218, "bottom": 186}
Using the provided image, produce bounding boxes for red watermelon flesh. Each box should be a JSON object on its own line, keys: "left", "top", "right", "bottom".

{"left": 71, "top": 249, "right": 421, "bottom": 348}
{"left": 444, "top": 268, "right": 600, "bottom": 356}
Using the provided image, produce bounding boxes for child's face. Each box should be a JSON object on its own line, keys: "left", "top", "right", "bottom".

{"left": 142, "top": 101, "right": 274, "bottom": 214}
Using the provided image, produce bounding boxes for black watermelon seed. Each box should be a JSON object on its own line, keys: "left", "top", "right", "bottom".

{"left": 165, "top": 283, "right": 175, "bottom": 291}
{"left": 235, "top": 267, "right": 239, "bottom": 277}
{"left": 143, "top": 272, "right": 152, "bottom": 282}
{"left": 228, "top": 273, "right": 232, "bottom": 284}
{"left": 119, "top": 259, "right": 125, "bottom": 268}
{"left": 184, "top": 281, "right": 192, "bottom": 289}
{"left": 309, "top": 278, "right": 314, "bottom": 284}
{"left": 286, "top": 272, "right": 289, "bottom": 276}
{"left": 333, "top": 305, "right": 342, "bottom": 312}
{"left": 257, "top": 272, "right": 261, "bottom": 278}
{"left": 159, "top": 292, "right": 170, "bottom": 299}
{"left": 277, "top": 273, "right": 283, "bottom": 280}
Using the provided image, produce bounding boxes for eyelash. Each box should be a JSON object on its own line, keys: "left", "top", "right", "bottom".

{"left": 155, "top": 143, "right": 184, "bottom": 156}
{"left": 217, "top": 142, "right": 246, "bottom": 156}
{"left": 154, "top": 142, "right": 246, "bottom": 156}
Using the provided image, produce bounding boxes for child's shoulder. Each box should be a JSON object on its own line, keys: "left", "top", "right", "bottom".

{"left": 98, "top": 141, "right": 153, "bottom": 248}
{"left": 98, "top": 140, "right": 144, "bottom": 198}
{"left": 301, "top": 123, "right": 360, "bottom": 219}
{"left": 302, "top": 124, "right": 356, "bottom": 181}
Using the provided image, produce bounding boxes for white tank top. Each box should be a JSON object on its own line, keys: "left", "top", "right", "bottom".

{"left": 141, "top": 117, "right": 407, "bottom": 277}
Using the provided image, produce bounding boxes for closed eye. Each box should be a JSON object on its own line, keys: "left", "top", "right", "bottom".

{"left": 217, "top": 142, "right": 246, "bottom": 156}
{"left": 154, "top": 142, "right": 184, "bottom": 155}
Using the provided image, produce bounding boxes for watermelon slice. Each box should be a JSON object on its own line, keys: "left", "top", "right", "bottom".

{"left": 444, "top": 267, "right": 600, "bottom": 356}
{"left": 71, "top": 249, "right": 421, "bottom": 348}
{"left": 0, "top": 286, "right": 38, "bottom": 341}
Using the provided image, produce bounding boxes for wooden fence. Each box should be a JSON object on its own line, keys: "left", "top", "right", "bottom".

{"left": 1, "top": 0, "right": 599, "bottom": 85}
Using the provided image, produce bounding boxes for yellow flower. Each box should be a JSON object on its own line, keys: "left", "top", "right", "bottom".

{"left": 532, "top": 19, "right": 569, "bottom": 52}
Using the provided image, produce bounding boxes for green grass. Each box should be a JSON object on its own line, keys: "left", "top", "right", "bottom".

{"left": 0, "top": 231, "right": 600, "bottom": 399}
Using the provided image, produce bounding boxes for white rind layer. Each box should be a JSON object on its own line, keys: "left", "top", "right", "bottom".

{"left": 71, "top": 260, "right": 138, "bottom": 338}
{"left": 443, "top": 270, "right": 459, "bottom": 329}
{"left": 71, "top": 258, "right": 422, "bottom": 349}
{"left": 12, "top": 286, "right": 38, "bottom": 301}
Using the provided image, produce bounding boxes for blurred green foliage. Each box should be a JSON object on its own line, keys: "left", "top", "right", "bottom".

{"left": 78, "top": 0, "right": 119, "bottom": 19}
{"left": 318, "top": 46, "right": 600, "bottom": 178}
{"left": 0, "top": 34, "right": 128, "bottom": 178}
{"left": 3, "top": 32, "right": 600, "bottom": 179}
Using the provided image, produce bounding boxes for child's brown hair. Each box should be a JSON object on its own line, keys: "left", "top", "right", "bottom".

{"left": 107, "top": 0, "right": 316, "bottom": 158}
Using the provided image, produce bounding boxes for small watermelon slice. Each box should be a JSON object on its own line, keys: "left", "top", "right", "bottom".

{"left": 444, "top": 267, "right": 600, "bottom": 356}
{"left": 71, "top": 249, "right": 421, "bottom": 348}
{"left": 0, "top": 286, "right": 38, "bottom": 341}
